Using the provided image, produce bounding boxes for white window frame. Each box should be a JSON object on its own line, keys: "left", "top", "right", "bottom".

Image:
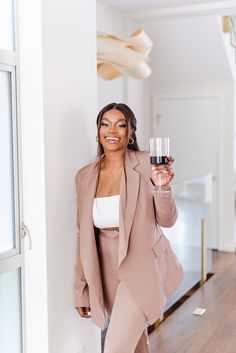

{"left": 0, "top": 2, "right": 25, "bottom": 352}
{"left": 0, "top": 64, "right": 21, "bottom": 261}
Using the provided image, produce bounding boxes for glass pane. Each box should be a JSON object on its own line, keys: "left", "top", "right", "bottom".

{"left": 0, "top": 71, "right": 16, "bottom": 254}
{"left": 0, "top": 269, "right": 22, "bottom": 353}
{"left": 0, "top": 0, "right": 15, "bottom": 51}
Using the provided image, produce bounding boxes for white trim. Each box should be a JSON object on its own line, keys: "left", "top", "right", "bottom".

{"left": 0, "top": 2, "right": 24, "bottom": 352}
{"left": 218, "top": 243, "right": 236, "bottom": 252}
{"left": 130, "top": 1, "right": 236, "bottom": 21}
{"left": 0, "top": 49, "right": 17, "bottom": 66}
{"left": 17, "top": 0, "right": 49, "bottom": 351}
{"left": 14, "top": 2, "right": 26, "bottom": 351}
{"left": 153, "top": 91, "right": 226, "bottom": 98}
{"left": 0, "top": 65, "right": 21, "bottom": 259}
{"left": 0, "top": 254, "right": 22, "bottom": 273}
{"left": 0, "top": 62, "right": 15, "bottom": 71}
{"left": 11, "top": 66, "right": 21, "bottom": 257}
{"left": 0, "top": 248, "right": 20, "bottom": 261}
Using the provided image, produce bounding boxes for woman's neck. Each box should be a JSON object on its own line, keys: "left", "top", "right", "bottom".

{"left": 102, "top": 149, "right": 125, "bottom": 170}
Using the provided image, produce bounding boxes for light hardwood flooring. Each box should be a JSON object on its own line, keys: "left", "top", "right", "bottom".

{"left": 149, "top": 251, "right": 236, "bottom": 353}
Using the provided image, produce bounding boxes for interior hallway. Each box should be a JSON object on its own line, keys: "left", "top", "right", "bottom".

{"left": 149, "top": 251, "right": 236, "bottom": 353}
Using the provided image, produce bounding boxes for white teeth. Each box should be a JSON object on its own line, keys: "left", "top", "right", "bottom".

{"left": 106, "top": 137, "right": 119, "bottom": 141}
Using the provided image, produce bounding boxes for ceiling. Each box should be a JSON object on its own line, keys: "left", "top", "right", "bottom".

{"left": 99, "top": 0, "right": 229, "bottom": 13}
{"left": 145, "top": 15, "right": 233, "bottom": 87}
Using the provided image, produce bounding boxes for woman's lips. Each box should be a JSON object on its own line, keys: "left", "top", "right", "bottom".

{"left": 105, "top": 136, "right": 120, "bottom": 143}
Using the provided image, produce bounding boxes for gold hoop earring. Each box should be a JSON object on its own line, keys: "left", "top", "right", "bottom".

{"left": 128, "top": 137, "right": 134, "bottom": 145}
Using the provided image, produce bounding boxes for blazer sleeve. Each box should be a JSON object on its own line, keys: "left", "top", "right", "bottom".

{"left": 150, "top": 182, "right": 178, "bottom": 227}
{"left": 74, "top": 172, "right": 90, "bottom": 308}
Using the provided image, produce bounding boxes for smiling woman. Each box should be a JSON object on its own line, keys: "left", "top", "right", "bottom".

{"left": 74, "top": 102, "right": 183, "bottom": 353}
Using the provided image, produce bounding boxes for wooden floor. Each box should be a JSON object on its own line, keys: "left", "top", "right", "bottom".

{"left": 149, "top": 250, "right": 236, "bottom": 353}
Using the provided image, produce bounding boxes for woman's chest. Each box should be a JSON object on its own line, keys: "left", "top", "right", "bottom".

{"left": 95, "top": 168, "right": 123, "bottom": 197}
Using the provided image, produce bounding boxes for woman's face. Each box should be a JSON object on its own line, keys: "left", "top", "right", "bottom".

{"left": 98, "top": 109, "right": 129, "bottom": 153}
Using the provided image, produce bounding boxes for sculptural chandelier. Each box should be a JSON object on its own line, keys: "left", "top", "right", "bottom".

{"left": 97, "top": 28, "right": 153, "bottom": 80}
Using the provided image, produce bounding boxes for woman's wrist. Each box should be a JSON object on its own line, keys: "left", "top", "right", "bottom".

{"left": 160, "top": 184, "right": 171, "bottom": 191}
{"left": 150, "top": 178, "right": 171, "bottom": 191}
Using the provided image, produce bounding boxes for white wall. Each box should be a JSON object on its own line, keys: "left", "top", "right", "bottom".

{"left": 144, "top": 15, "right": 233, "bottom": 87}
{"left": 97, "top": 1, "right": 126, "bottom": 108}
{"left": 19, "top": 0, "right": 100, "bottom": 353}
{"left": 41, "top": 1, "right": 100, "bottom": 353}
{"left": 97, "top": 1, "right": 151, "bottom": 150}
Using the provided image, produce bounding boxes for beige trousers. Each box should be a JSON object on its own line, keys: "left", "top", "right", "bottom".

{"left": 97, "top": 229, "right": 151, "bottom": 353}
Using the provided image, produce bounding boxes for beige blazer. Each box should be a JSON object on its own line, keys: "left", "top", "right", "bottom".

{"left": 74, "top": 149, "right": 183, "bottom": 329}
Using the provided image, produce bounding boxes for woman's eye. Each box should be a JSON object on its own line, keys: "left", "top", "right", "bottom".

{"left": 101, "top": 122, "right": 109, "bottom": 126}
{"left": 118, "top": 124, "right": 127, "bottom": 128}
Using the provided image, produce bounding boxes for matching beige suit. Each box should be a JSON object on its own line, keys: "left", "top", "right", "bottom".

{"left": 74, "top": 149, "right": 183, "bottom": 345}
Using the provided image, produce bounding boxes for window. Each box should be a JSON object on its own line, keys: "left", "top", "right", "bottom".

{"left": 0, "top": 1, "right": 23, "bottom": 352}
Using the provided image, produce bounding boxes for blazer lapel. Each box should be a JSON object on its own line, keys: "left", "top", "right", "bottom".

{"left": 118, "top": 150, "right": 140, "bottom": 267}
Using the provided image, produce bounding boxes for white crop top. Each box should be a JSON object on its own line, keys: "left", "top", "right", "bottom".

{"left": 93, "top": 195, "right": 120, "bottom": 229}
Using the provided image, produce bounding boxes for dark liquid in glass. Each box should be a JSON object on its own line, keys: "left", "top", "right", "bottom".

{"left": 150, "top": 156, "right": 168, "bottom": 165}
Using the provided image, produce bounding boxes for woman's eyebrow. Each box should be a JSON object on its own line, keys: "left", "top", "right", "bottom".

{"left": 101, "top": 118, "right": 127, "bottom": 122}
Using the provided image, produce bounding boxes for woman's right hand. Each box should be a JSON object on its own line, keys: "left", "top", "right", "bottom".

{"left": 76, "top": 306, "right": 91, "bottom": 318}
{"left": 150, "top": 155, "right": 175, "bottom": 187}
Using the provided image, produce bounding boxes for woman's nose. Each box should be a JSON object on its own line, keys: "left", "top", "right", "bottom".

{"left": 108, "top": 124, "right": 117, "bottom": 133}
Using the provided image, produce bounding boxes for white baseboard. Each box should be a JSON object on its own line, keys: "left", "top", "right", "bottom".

{"left": 218, "top": 243, "right": 236, "bottom": 252}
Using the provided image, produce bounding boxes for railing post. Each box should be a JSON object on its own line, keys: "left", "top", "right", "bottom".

{"left": 223, "top": 16, "right": 230, "bottom": 33}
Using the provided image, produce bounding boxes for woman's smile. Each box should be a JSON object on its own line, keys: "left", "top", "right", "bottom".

{"left": 105, "top": 136, "right": 120, "bottom": 143}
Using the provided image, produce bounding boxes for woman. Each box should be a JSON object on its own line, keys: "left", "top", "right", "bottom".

{"left": 74, "top": 103, "right": 183, "bottom": 353}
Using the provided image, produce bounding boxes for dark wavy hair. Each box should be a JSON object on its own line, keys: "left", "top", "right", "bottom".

{"left": 96, "top": 102, "right": 140, "bottom": 157}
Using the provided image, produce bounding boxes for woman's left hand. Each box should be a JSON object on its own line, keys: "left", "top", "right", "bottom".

{"left": 150, "top": 155, "right": 175, "bottom": 187}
